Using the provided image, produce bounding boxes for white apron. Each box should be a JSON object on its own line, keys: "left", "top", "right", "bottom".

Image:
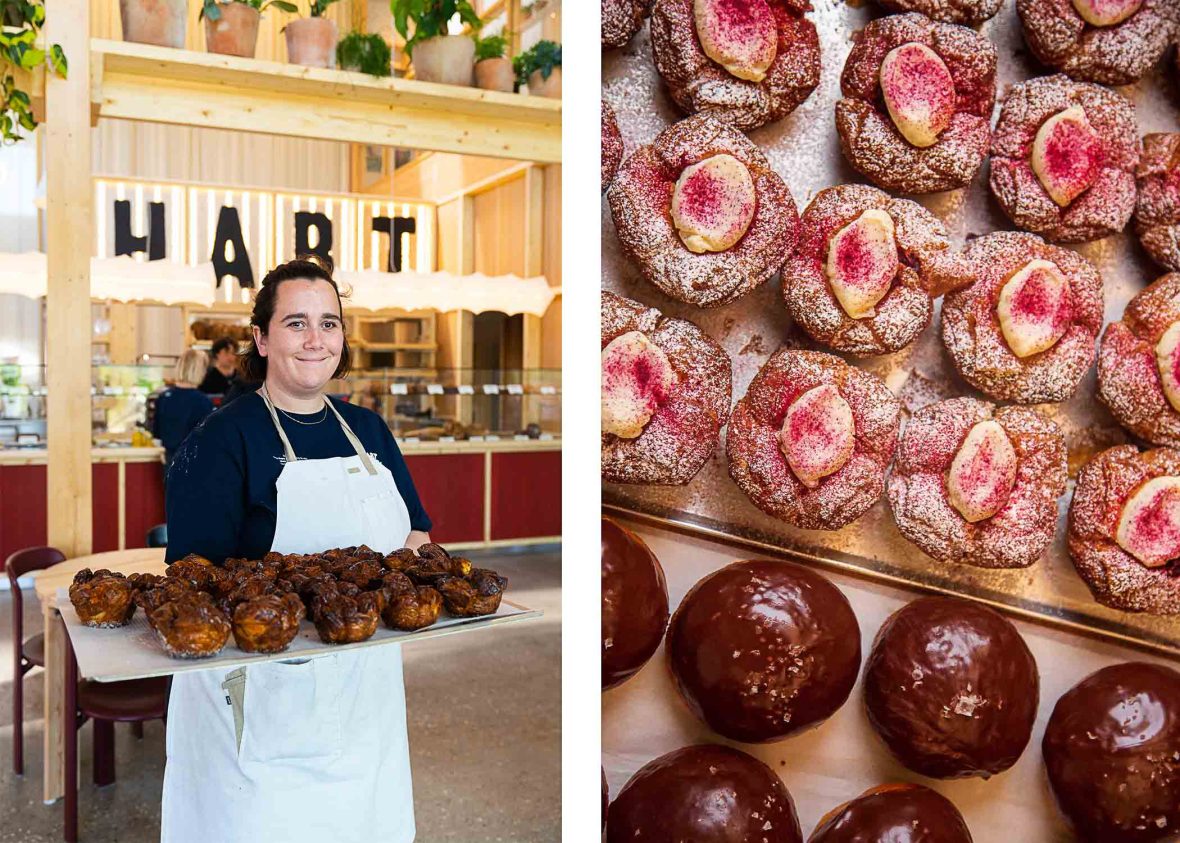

{"left": 161, "top": 388, "right": 416, "bottom": 843}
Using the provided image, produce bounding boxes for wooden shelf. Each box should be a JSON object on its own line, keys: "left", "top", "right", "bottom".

{"left": 91, "top": 39, "right": 561, "bottom": 163}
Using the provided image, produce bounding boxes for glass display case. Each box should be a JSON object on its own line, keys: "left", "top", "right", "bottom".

{"left": 327, "top": 368, "right": 562, "bottom": 442}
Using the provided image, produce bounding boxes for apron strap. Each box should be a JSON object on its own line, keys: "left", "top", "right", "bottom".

{"left": 323, "top": 398, "right": 380, "bottom": 476}
{"left": 258, "top": 385, "right": 299, "bottom": 464}
{"left": 259, "top": 385, "right": 379, "bottom": 476}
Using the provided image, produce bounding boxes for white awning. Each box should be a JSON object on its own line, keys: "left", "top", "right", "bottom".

{"left": 0, "top": 253, "right": 217, "bottom": 306}
{"left": 0, "top": 254, "right": 560, "bottom": 316}
{"left": 336, "top": 270, "right": 559, "bottom": 317}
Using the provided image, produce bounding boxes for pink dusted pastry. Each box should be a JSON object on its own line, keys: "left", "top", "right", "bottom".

{"left": 603, "top": 0, "right": 651, "bottom": 48}
{"left": 1098, "top": 272, "right": 1180, "bottom": 447}
{"left": 1016, "top": 0, "right": 1179, "bottom": 86}
{"left": 1134, "top": 133, "right": 1180, "bottom": 273}
{"left": 602, "top": 291, "right": 731, "bottom": 485}
{"left": 602, "top": 101, "right": 624, "bottom": 193}
{"left": 941, "top": 231, "right": 1103, "bottom": 404}
{"left": 727, "top": 349, "right": 900, "bottom": 530}
{"left": 888, "top": 397, "right": 1067, "bottom": 569}
{"left": 871, "top": 0, "right": 1000, "bottom": 24}
{"left": 782, "top": 183, "right": 971, "bottom": 356}
{"left": 835, "top": 13, "right": 996, "bottom": 195}
{"left": 649, "top": 0, "right": 820, "bottom": 132}
{"left": 607, "top": 114, "right": 798, "bottom": 307}
{"left": 989, "top": 74, "right": 1139, "bottom": 244}
{"left": 1068, "top": 445, "right": 1180, "bottom": 614}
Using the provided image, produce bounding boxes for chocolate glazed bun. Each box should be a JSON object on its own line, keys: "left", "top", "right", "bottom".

{"left": 1043, "top": 662, "right": 1180, "bottom": 843}
{"left": 809, "top": 783, "right": 973, "bottom": 843}
{"left": 602, "top": 517, "right": 670, "bottom": 690}
{"left": 666, "top": 560, "right": 862, "bottom": 742}
{"left": 863, "top": 596, "right": 1039, "bottom": 779}
{"left": 606, "top": 744, "right": 803, "bottom": 843}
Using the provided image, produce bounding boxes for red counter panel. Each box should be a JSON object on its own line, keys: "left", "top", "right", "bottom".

{"left": 0, "top": 465, "right": 47, "bottom": 563}
{"left": 123, "top": 461, "right": 166, "bottom": 550}
{"left": 490, "top": 451, "right": 561, "bottom": 541}
{"left": 404, "top": 453, "right": 485, "bottom": 544}
{"left": 92, "top": 464, "right": 119, "bottom": 554}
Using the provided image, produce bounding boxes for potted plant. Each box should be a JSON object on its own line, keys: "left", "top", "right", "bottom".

{"left": 392, "top": 0, "right": 481, "bottom": 86}
{"left": 337, "top": 30, "right": 392, "bottom": 76}
{"left": 200, "top": 0, "right": 296, "bottom": 59}
{"left": 514, "top": 39, "right": 560, "bottom": 98}
{"left": 119, "top": 0, "right": 187, "bottom": 48}
{"left": 0, "top": 0, "right": 67, "bottom": 144}
{"left": 473, "top": 33, "right": 512, "bottom": 92}
{"left": 285, "top": 0, "right": 339, "bottom": 69}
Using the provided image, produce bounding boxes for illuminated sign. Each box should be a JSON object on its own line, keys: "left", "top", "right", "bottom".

{"left": 94, "top": 178, "right": 436, "bottom": 302}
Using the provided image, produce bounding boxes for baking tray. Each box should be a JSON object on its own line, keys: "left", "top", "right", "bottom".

{"left": 602, "top": 1, "right": 1180, "bottom": 656}
{"left": 56, "top": 591, "right": 540, "bottom": 682}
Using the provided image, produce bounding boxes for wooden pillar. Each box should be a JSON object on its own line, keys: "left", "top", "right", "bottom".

{"left": 44, "top": 0, "right": 93, "bottom": 803}
{"left": 507, "top": 0, "right": 522, "bottom": 55}
{"left": 522, "top": 166, "right": 543, "bottom": 425}
{"left": 107, "top": 302, "right": 138, "bottom": 365}
{"left": 453, "top": 196, "right": 475, "bottom": 423}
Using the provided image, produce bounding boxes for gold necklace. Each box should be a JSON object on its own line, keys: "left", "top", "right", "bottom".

{"left": 277, "top": 404, "right": 328, "bottom": 426}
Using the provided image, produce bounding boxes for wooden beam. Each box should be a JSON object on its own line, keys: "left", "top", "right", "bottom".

{"left": 91, "top": 39, "right": 561, "bottom": 163}
{"left": 521, "top": 166, "right": 543, "bottom": 424}
{"left": 45, "top": 0, "right": 93, "bottom": 803}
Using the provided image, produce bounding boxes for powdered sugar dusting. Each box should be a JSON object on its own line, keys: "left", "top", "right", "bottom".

{"left": 1135, "top": 133, "right": 1180, "bottom": 273}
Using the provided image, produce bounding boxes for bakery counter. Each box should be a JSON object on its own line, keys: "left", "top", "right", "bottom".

{"left": 398, "top": 437, "right": 561, "bottom": 548}
{"left": 0, "top": 447, "right": 166, "bottom": 561}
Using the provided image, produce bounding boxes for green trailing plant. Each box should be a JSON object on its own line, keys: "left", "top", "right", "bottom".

{"left": 473, "top": 33, "right": 507, "bottom": 62}
{"left": 199, "top": 0, "right": 298, "bottom": 22}
{"left": 513, "top": 39, "right": 559, "bottom": 86}
{"left": 391, "top": 0, "right": 481, "bottom": 57}
{"left": 0, "top": 0, "right": 66, "bottom": 144}
{"left": 337, "top": 31, "right": 392, "bottom": 76}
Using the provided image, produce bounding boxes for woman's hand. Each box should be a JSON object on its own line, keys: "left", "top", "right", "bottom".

{"left": 404, "top": 531, "right": 431, "bottom": 551}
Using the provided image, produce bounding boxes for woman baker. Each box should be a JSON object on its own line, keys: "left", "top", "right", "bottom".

{"left": 162, "top": 256, "right": 432, "bottom": 843}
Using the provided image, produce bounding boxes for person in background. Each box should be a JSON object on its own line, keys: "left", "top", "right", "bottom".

{"left": 153, "top": 349, "right": 214, "bottom": 475}
{"left": 198, "top": 336, "right": 239, "bottom": 395}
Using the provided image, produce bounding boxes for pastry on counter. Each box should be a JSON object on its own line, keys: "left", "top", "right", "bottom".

{"left": 607, "top": 114, "right": 799, "bottom": 307}
{"left": 666, "top": 559, "right": 861, "bottom": 742}
{"left": 1016, "top": 0, "right": 1179, "bottom": 86}
{"left": 835, "top": 13, "right": 996, "bottom": 194}
{"left": 989, "top": 74, "right": 1138, "bottom": 243}
{"left": 601, "top": 291, "right": 731, "bottom": 486}
{"left": 232, "top": 593, "right": 305, "bottom": 654}
{"left": 605, "top": 745, "right": 804, "bottom": 843}
{"left": 809, "top": 784, "right": 973, "bottom": 843}
{"left": 602, "top": 101, "right": 624, "bottom": 193}
{"left": 864, "top": 596, "right": 1040, "bottom": 779}
{"left": 888, "top": 397, "right": 1067, "bottom": 569}
{"left": 1098, "top": 273, "right": 1180, "bottom": 447}
{"left": 149, "top": 592, "right": 232, "bottom": 659}
{"left": 649, "top": 0, "right": 820, "bottom": 132}
{"left": 437, "top": 568, "right": 508, "bottom": 617}
{"left": 782, "top": 183, "right": 971, "bottom": 357}
{"left": 601, "top": 516, "right": 668, "bottom": 691}
{"left": 1134, "top": 133, "right": 1180, "bottom": 273}
{"left": 69, "top": 569, "right": 136, "bottom": 628}
{"left": 727, "top": 349, "right": 900, "bottom": 531}
{"left": 1068, "top": 444, "right": 1180, "bottom": 614}
{"left": 942, "top": 231, "right": 1103, "bottom": 404}
{"left": 312, "top": 591, "right": 381, "bottom": 644}
{"left": 602, "top": 0, "right": 650, "bottom": 48}
{"left": 1043, "top": 662, "right": 1180, "bottom": 842}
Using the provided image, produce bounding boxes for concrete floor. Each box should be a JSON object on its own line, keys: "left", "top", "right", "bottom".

{"left": 0, "top": 546, "right": 561, "bottom": 843}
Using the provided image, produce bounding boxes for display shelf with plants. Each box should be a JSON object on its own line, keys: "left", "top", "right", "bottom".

{"left": 89, "top": 36, "right": 560, "bottom": 162}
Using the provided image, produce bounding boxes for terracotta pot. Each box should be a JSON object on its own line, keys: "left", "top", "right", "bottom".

{"left": 528, "top": 66, "right": 561, "bottom": 98}
{"left": 474, "top": 57, "right": 514, "bottom": 92}
{"left": 285, "top": 16, "right": 337, "bottom": 68}
{"left": 203, "top": 2, "right": 260, "bottom": 59}
{"left": 120, "top": 0, "right": 187, "bottom": 48}
{"left": 411, "top": 34, "right": 475, "bottom": 86}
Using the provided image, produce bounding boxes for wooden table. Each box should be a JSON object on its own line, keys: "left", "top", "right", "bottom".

{"left": 31, "top": 548, "right": 165, "bottom": 803}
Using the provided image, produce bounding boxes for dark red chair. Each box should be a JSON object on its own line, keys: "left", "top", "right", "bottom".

{"left": 63, "top": 623, "right": 169, "bottom": 842}
{"left": 7, "top": 546, "right": 66, "bottom": 776}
